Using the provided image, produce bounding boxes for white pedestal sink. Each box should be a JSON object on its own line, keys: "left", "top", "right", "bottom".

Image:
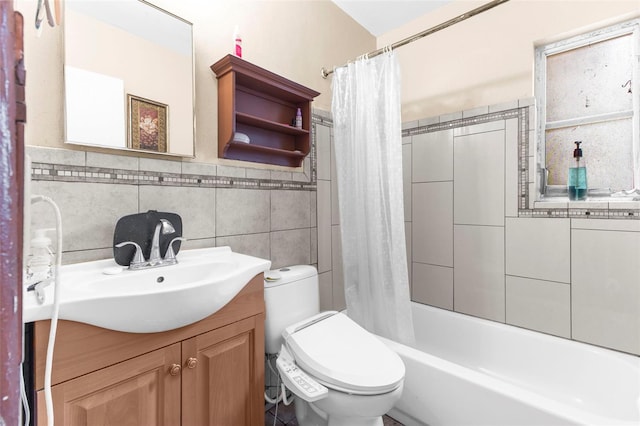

{"left": 23, "top": 246, "right": 271, "bottom": 333}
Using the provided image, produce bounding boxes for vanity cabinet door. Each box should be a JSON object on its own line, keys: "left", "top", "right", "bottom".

{"left": 181, "top": 315, "right": 264, "bottom": 426}
{"left": 37, "top": 343, "right": 181, "bottom": 426}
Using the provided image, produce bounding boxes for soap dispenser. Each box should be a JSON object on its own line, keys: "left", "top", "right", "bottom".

{"left": 25, "top": 228, "right": 55, "bottom": 285}
{"left": 568, "top": 141, "right": 587, "bottom": 200}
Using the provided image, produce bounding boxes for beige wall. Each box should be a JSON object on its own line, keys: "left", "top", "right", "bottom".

{"left": 377, "top": 0, "right": 640, "bottom": 121}
{"left": 16, "top": 0, "right": 374, "bottom": 164}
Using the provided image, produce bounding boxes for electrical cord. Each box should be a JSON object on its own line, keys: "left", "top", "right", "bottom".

{"left": 281, "top": 383, "right": 293, "bottom": 406}
{"left": 264, "top": 354, "right": 284, "bottom": 404}
{"left": 272, "top": 369, "right": 280, "bottom": 426}
{"left": 19, "top": 367, "right": 30, "bottom": 426}
{"left": 28, "top": 195, "right": 63, "bottom": 426}
{"left": 265, "top": 353, "right": 294, "bottom": 426}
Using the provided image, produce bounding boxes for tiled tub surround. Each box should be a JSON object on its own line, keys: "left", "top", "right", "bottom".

{"left": 26, "top": 113, "right": 332, "bottom": 270}
{"left": 317, "top": 99, "right": 640, "bottom": 356}
{"left": 405, "top": 101, "right": 640, "bottom": 356}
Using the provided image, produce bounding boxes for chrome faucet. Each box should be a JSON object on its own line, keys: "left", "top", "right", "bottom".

{"left": 116, "top": 219, "right": 186, "bottom": 270}
{"left": 149, "top": 219, "right": 175, "bottom": 265}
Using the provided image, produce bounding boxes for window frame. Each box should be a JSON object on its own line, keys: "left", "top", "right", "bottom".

{"left": 534, "top": 18, "right": 640, "bottom": 201}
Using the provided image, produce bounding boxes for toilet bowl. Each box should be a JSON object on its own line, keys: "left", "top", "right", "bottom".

{"left": 264, "top": 266, "right": 405, "bottom": 426}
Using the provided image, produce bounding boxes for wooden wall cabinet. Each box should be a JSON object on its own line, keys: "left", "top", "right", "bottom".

{"left": 211, "top": 55, "right": 320, "bottom": 167}
{"left": 33, "top": 274, "right": 265, "bottom": 426}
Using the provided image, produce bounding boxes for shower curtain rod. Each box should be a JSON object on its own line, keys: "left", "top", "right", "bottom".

{"left": 321, "top": 0, "right": 510, "bottom": 78}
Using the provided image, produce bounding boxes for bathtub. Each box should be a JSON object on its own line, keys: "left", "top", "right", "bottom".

{"left": 379, "top": 302, "right": 640, "bottom": 426}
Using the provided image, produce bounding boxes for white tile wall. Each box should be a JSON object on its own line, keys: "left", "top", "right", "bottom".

{"left": 506, "top": 217, "right": 570, "bottom": 283}
{"left": 572, "top": 229, "right": 640, "bottom": 354}
{"left": 412, "top": 182, "right": 453, "bottom": 267}
{"left": 331, "top": 225, "right": 346, "bottom": 310}
{"left": 506, "top": 276, "right": 570, "bottom": 338}
{"left": 87, "top": 152, "right": 138, "bottom": 170}
{"left": 140, "top": 157, "right": 181, "bottom": 174}
{"left": 139, "top": 185, "right": 216, "bottom": 241}
{"left": 271, "top": 228, "right": 311, "bottom": 269}
{"left": 331, "top": 139, "right": 340, "bottom": 226}
{"left": 412, "top": 130, "right": 453, "bottom": 183}
{"left": 453, "top": 120, "right": 504, "bottom": 137}
{"left": 412, "top": 263, "right": 453, "bottom": 310}
{"left": 215, "top": 188, "right": 270, "bottom": 236}
{"left": 454, "top": 224, "right": 505, "bottom": 322}
{"left": 270, "top": 190, "right": 311, "bottom": 231}
{"left": 27, "top": 146, "right": 85, "bottom": 166}
{"left": 244, "top": 167, "right": 270, "bottom": 180}
{"left": 31, "top": 181, "right": 138, "bottom": 252}
{"left": 405, "top": 221, "right": 412, "bottom": 286}
{"left": 454, "top": 130, "right": 505, "bottom": 226}
{"left": 216, "top": 232, "right": 270, "bottom": 262}
{"left": 316, "top": 124, "right": 331, "bottom": 181}
{"left": 317, "top": 180, "right": 332, "bottom": 273}
{"left": 318, "top": 271, "right": 333, "bottom": 311}
{"left": 403, "top": 143, "right": 412, "bottom": 222}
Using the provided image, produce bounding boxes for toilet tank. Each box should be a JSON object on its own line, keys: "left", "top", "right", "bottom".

{"left": 264, "top": 265, "right": 319, "bottom": 354}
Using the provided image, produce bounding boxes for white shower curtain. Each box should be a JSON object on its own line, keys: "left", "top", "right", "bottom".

{"left": 331, "top": 51, "right": 414, "bottom": 345}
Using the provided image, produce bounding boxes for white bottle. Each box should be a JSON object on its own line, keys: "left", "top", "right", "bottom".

{"left": 233, "top": 25, "right": 242, "bottom": 58}
{"left": 26, "top": 228, "right": 55, "bottom": 285}
{"left": 295, "top": 108, "right": 302, "bottom": 129}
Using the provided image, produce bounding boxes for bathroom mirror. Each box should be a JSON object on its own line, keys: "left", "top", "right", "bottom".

{"left": 63, "top": 0, "right": 194, "bottom": 157}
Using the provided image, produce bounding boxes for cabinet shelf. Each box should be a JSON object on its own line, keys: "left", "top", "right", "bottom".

{"left": 236, "top": 112, "right": 309, "bottom": 136}
{"left": 223, "top": 140, "right": 307, "bottom": 167}
{"left": 211, "top": 55, "right": 319, "bottom": 167}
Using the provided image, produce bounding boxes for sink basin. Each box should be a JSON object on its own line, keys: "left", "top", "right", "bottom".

{"left": 23, "top": 246, "right": 271, "bottom": 333}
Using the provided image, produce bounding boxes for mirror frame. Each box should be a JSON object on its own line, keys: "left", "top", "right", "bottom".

{"left": 62, "top": 0, "right": 195, "bottom": 158}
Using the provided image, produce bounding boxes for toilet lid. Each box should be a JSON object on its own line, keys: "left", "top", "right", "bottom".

{"left": 283, "top": 312, "right": 405, "bottom": 395}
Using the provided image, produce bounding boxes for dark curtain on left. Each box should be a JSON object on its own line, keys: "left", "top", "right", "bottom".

{"left": 0, "top": 3, "right": 26, "bottom": 424}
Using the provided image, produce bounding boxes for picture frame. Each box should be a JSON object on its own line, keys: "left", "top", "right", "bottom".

{"left": 128, "top": 95, "right": 168, "bottom": 153}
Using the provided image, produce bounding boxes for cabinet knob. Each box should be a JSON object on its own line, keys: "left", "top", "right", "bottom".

{"left": 169, "top": 363, "right": 181, "bottom": 376}
{"left": 186, "top": 357, "right": 198, "bottom": 369}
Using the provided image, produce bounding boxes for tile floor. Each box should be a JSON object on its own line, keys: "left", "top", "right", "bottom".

{"left": 264, "top": 401, "right": 404, "bottom": 426}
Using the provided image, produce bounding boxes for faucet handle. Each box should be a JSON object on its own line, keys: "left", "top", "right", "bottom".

{"left": 115, "top": 241, "right": 145, "bottom": 268}
{"left": 164, "top": 237, "right": 187, "bottom": 264}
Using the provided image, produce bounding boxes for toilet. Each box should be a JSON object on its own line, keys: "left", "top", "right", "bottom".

{"left": 264, "top": 265, "right": 405, "bottom": 426}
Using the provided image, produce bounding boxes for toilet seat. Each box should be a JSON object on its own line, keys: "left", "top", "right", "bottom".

{"left": 283, "top": 311, "right": 405, "bottom": 395}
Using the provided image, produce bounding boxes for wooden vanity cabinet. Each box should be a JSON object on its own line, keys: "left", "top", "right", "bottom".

{"left": 211, "top": 54, "right": 320, "bottom": 167}
{"left": 33, "top": 274, "right": 265, "bottom": 426}
{"left": 42, "top": 343, "right": 182, "bottom": 425}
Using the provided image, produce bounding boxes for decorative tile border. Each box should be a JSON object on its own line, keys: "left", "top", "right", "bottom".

{"left": 518, "top": 208, "right": 568, "bottom": 218}
{"left": 31, "top": 161, "right": 318, "bottom": 191}
{"left": 518, "top": 107, "right": 530, "bottom": 211}
{"left": 29, "top": 114, "right": 335, "bottom": 192}
{"left": 402, "top": 108, "right": 520, "bottom": 138}
{"left": 519, "top": 206, "right": 640, "bottom": 219}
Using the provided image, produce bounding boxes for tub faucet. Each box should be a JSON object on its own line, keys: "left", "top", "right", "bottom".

{"left": 149, "top": 219, "right": 175, "bottom": 265}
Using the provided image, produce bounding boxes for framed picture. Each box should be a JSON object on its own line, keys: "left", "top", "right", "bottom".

{"left": 128, "top": 95, "right": 168, "bottom": 153}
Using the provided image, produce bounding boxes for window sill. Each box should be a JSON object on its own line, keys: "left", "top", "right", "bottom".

{"left": 537, "top": 186, "right": 640, "bottom": 209}
{"left": 531, "top": 197, "right": 640, "bottom": 219}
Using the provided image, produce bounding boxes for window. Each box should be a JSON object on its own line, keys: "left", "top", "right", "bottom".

{"left": 535, "top": 19, "right": 639, "bottom": 199}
